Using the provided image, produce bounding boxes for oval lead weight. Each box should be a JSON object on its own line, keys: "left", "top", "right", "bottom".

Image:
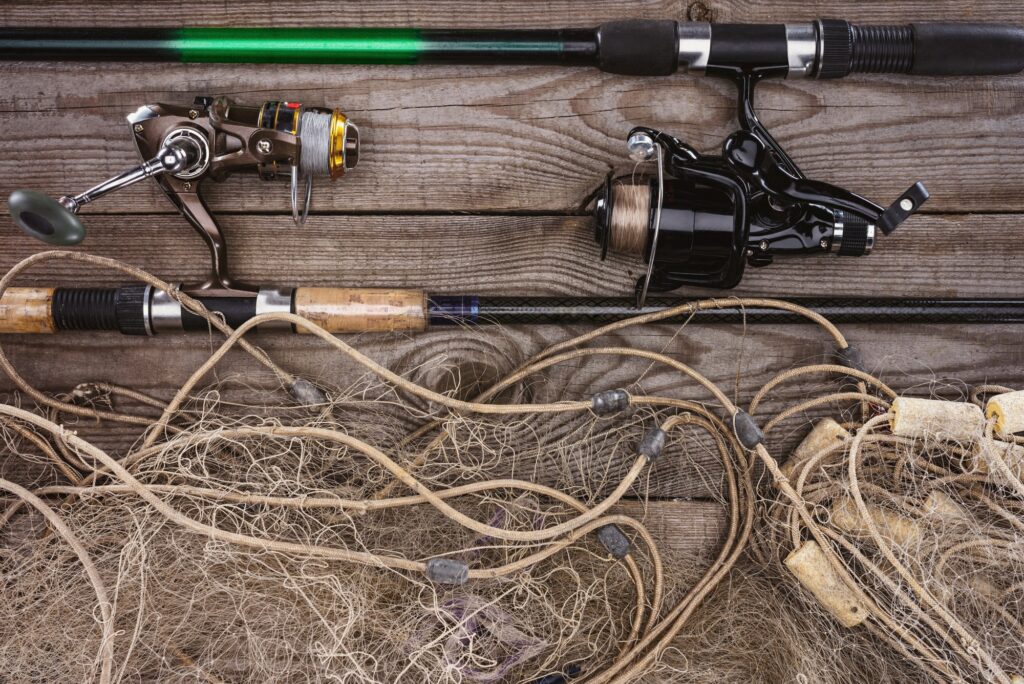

{"left": 732, "top": 410, "right": 764, "bottom": 450}
{"left": 425, "top": 558, "right": 469, "bottom": 586}
{"left": 986, "top": 390, "right": 1024, "bottom": 437}
{"left": 889, "top": 397, "right": 986, "bottom": 442}
{"left": 596, "top": 524, "right": 631, "bottom": 559}
{"left": 637, "top": 428, "right": 666, "bottom": 461}
{"left": 591, "top": 389, "right": 630, "bottom": 416}
{"left": 834, "top": 344, "right": 866, "bottom": 373}
{"left": 289, "top": 377, "right": 328, "bottom": 407}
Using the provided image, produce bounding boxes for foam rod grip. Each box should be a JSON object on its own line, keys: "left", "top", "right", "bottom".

{"left": 912, "top": 23, "right": 1024, "bottom": 75}
{"left": 597, "top": 20, "right": 678, "bottom": 76}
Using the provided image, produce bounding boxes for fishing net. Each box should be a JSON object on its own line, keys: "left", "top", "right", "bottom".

{"left": 0, "top": 252, "right": 1022, "bottom": 683}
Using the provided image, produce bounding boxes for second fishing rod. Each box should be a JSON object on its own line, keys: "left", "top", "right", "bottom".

{"left": 3, "top": 91, "right": 1023, "bottom": 336}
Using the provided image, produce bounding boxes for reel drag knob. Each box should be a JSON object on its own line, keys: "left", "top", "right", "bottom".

{"left": 626, "top": 131, "right": 657, "bottom": 162}
{"left": 8, "top": 189, "right": 86, "bottom": 245}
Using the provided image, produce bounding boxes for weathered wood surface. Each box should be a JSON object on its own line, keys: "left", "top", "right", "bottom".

{"left": 2, "top": 321, "right": 1021, "bottom": 499}
{"left": 0, "top": 2, "right": 1023, "bottom": 214}
{"left": 2, "top": 1, "right": 1021, "bottom": 25}
{"left": 0, "top": 213, "right": 1021, "bottom": 297}
{"left": 1, "top": 64, "right": 1020, "bottom": 214}
{"left": 0, "top": 1, "right": 1022, "bottom": 561}
{"left": 616, "top": 499, "right": 727, "bottom": 558}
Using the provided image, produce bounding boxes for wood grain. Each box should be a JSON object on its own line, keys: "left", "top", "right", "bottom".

{"left": 615, "top": 499, "right": 727, "bottom": 558}
{"left": 0, "top": 65, "right": 1019, "bottom": 214}
{"left": 1, "top": 319, "right": 1020, "bottom": 498}
{"left": 1, "top": 0, "right": 1022, "bottom": 565}
{"left": 0, "top": 496, "right": 727, "bottom": 570}
{"left": 0, "top": 2, "right": 1021, "bottom": 214}
{"left": 0, "top": 213, "right": 1019, "bottom": 298}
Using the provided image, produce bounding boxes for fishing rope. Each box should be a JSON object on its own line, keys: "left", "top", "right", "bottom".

{"left": 0, "top": 251, "right": 1021, "bottom": 683}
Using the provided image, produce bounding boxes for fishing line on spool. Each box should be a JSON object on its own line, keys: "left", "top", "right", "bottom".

{"left": 291, "top": 108, "right": 338, "bottom": 225}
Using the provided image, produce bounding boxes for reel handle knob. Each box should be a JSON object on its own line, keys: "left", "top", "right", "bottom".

{"left": 7, "top": 189, "right": 86, "bottom": 245}
{"left": 7, "top": 139, "right": 200, "bottom": 245}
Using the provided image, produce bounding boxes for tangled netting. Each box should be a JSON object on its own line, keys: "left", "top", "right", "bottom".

{"left": 0, "top": 252, "right": 1023, "bottom": 683}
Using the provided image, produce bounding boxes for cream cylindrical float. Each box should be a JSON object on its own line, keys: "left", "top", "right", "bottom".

{"left": 890, "top": 397, "right": 986, "bottom": 442}
{"left": 830, "top": 497, "right": 922, "bottom": 548}
{"left": 781, "top": 418, "right": 849, "bottom": 479}
{"left": 785, "top": 540, "right": 870, "bottom": 628}
{"left": 974, "top": 437, "right": 1024, "bottom": 483}
{"left": 986, "top": 391, "right": 1024, "bottom": 437}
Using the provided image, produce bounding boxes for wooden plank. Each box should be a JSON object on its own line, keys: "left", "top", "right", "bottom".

{"left": 693, "top": 1, "right": 1024, "bottom": 22}
{"left": 616, "top": 499, "right": 727, "bottom": 558}
{"left": 0, "top": 67, "right": 1018, "bottom": 214}
{"left": 0, "top": 0, "right": 1022, "bottom": 578}
{"left": 0, "top": 213, "right": 1020, "bottom": 298}
{"left": 0, "top": 0, "right": 682, "bottom": 26}
{"left": 1, "top": 321, "right": 1020, "bottom": 498}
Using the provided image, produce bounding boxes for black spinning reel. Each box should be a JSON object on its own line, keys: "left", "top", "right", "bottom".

{"left": 595, "top": 72, "right": 929, "bottom": 306}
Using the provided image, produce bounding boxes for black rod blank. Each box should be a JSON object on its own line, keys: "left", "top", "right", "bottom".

{"left": 0, "top": 21, "right": 1021, "bottom": 78}
{"left": 445, "top": 297, "right": 1024, "bottom": 326}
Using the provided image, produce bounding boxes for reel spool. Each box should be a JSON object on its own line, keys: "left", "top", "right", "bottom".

{"left": 7, "top": 96, "right": 359, "bottom": 295}
{"left": 595, "top": 74, "right": 931, "bottom": 307}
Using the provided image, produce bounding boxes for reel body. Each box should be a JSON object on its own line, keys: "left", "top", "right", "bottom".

{"left": 595, "top": 72, "right": 929, "bottom": 303}
{"left": 8, "top": 96, "right": 358, "bottom": 295}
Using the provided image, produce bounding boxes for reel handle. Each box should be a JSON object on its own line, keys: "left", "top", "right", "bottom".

{"left": 7, "top": 138, "right": 200, "bottom": 246}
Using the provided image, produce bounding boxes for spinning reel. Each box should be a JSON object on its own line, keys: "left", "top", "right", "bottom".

{"left": 594, "top": 72, "right": 930, "bottom": 307}
{"left": 8, "top": 96, "right": 359, "bottom": 295}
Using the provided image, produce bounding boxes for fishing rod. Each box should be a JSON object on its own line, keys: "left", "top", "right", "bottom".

{"left": 2, "top": 20, "right": 1022, "bottom": 79}
{"left": 4, "top": 94, "right": 1024, "bottom": 333}
{"left": 1, "top": 288, "right": 1023, "bottom": 336}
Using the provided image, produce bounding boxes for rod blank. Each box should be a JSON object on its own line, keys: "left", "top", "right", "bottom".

{"left": 2, "top": 288, "right": 1023, "bottom": 335}
{"left": 1, "top": 21, "right": 1021, "bottom": 78}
